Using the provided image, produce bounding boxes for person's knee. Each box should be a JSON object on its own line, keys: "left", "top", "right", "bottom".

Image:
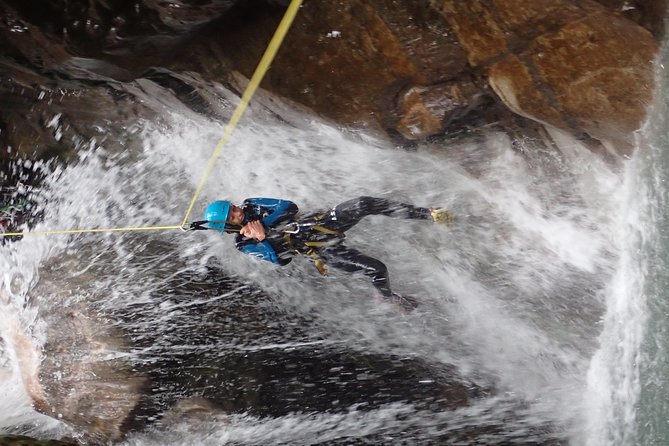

{"left": 366, "top": 259, "right": 388, "bottom": 281}
{"left": 335, "top": 196, "right": 370, "bottom": 213}
{"left": 357, "top": 196, "right": 381, "bottom": 213}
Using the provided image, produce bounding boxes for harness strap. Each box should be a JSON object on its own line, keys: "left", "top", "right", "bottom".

{"left": 282, "top": 231, "right": 297, "bottom": 252}
{"left": 304, "top": 240, "right": 337, "bottom": 247}
{"left": 281, "top": 223, "right": 341, "bottom": 276}
{"left": 311, "top": 225, "right": 341, "bottom": 235}
{"left": 281, "top": 221, "right": 344, "bottom": 247}
{"left": 306, "top": 248, "right": 328, "bottom": 276}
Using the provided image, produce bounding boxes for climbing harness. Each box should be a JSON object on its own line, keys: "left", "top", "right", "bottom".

{"left": 278, "top": 213, "right": 347, "bottom": 276}
{"left": 184, "top": 213, "right": 345, "bottom": 276}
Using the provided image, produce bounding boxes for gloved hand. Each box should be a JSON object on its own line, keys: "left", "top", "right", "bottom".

{"left": 430, "top": 208, "right": 453, "bottom": 225}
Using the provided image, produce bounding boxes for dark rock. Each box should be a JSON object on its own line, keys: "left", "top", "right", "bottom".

{"left": 594, "top": 0, "right": 667, "bottom": 39}
{"left": 0, "top": 436, "right": 75, "bottom": 446}
{"left": 0, "top": 60, "right": 156, "bottom": 167}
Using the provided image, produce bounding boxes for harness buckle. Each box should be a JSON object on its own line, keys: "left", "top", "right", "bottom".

{"left": 182, "top": 220, "right": 209, "bottom": 231}
{"left": 282, "top": 222, "right": 301, "bottom": 234}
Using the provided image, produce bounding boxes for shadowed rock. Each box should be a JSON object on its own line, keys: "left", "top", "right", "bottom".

{"left": 0, "top": 436, "right": 75, "bottom": 446}
{"left": 33, "top": 278, "right": 148, "bottom": 443}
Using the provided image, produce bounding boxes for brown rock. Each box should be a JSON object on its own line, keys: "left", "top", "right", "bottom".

{"left": 209, "top": 0, "right": 468, "bottom": 132}
{"left": 436, "top": 1, "right": 508, "bottom": 67}
{"left": 1, "top": 0, "right": 663, "bottom": 153}
{"left": 38, "top": 306, "right": 147, "bottom": 443}
{"left": 156, "top": 397, "right": 229, "bottom": 429}
{"left": 488, "top": 55, "right": 569, "bottom": 131}
{"left": 530, "top": 13, "right": 658, "bottom": 148}
{"left": 395, "top": 77, "right": 483, "bottom": 139}
{"left": 396, "top": 87, "right": 445, "bottom": 139}
{"left": 437, "top": 0, "right": 659, "bottom": 153}
{"left": 25, "top": 261, "right": 149, "bottom": 444}
{"left": 0, "top": 284, "right": 143, "bottom": 444}
{"left": 0, "top": 2, "right": 70, "bottom": 69}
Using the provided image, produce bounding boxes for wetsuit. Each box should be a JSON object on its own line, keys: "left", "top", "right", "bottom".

{"left": 233, "top": 198, "right": 299, "bottom": 265}
{"left": 235, "top": 196, "right": 432, "bottom": 298}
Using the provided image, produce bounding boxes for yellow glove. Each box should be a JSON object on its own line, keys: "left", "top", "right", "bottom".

{"left": 430, "top": 208, "right": 453, "bottom": 225}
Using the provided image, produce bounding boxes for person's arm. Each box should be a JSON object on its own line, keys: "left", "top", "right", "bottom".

{"left": 239, "top": 198, "right": 298, "bottom": 244}
{"left": 247, "top": 198, "right": 298, "bottom": 226}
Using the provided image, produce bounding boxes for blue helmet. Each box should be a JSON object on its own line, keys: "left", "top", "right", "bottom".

{"left": 205, "top": 200, "right": 231, "bottom": 230}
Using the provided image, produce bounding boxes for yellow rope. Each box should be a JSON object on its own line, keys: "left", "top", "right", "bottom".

{"left": 180, "top": 0, "right": 304, "bottom": 227}
{"left": 0, "top": 0, "right": 303, "bottom": 239}
{"left": 0, "top": 225, "right": 183, "bottom": 237}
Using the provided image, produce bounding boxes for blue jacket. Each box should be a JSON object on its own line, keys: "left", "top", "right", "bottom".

{"left": 235, "top": 198, "right": 298, "bottom": 265}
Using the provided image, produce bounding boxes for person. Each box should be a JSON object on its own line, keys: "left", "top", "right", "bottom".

{"left": 0, "top": 186, "right": 36, "bottom": 233}
{"left": 195, "top": 196, "right": 452, "bottom": 312}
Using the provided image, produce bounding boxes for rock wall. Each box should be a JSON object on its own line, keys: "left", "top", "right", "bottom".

{"left": 0, "top": 0, "right": 664, "bottom": 166}
{"left": 213, "top": 0, "right": 662, "bottom": 153}
{"left": 436, "top": 0, "right": 659, "bottom": 153}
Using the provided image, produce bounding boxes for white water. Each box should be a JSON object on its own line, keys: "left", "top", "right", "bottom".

{"left": 0, "top": 84, "right": 645, "bottom": 444}
{"left": 582, "top": 151, "right": 649, "bottom": 445}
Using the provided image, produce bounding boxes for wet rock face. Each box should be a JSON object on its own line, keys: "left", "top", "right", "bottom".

{"left": 0, "top": 1, "right": 662, "bottom": 443}
{"left": 39, "top": 309, "right": 146, "bottom": 443}
{"left": 33, "top": 276, "right": 148, "bottom": 443}
{"left": 212, "top": 0, "right": 474, "bottom": 138}
{"left": 0, "top": 0, "right": 664, "bottom": 160}
{"left": 18, "top": 246, "right": 484, "bottom": 443}
{"left": 435, "top": 0, "right": 659, "bottom": 154}
{"left": 206, "top": 0, "right": 662, "bottom": 152}
{"left": 0, "top": 0, "right": 243, "bottom": 173}
{"left": 0, "top": 62, "right": 158, "bottom": 170}
{"left": 1, "top": 0, "right": 237, "bottom": 62}
{"left": 394, "top": 76, "right": 486, "bottom": 140}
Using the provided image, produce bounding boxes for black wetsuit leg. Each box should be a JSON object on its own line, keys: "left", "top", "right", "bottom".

{"left": 319, "top": 244, "right": 393, "bottom": 297}
{"left": 327, "top": 196, "right": 431, "bottom": 232}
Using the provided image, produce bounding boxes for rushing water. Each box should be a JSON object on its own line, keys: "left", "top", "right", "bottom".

{"left": 634, "top": 34, "right": 669, "bottom": 446}
{"left": 0, "top": 49, "right": 667, "bottom": 446}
